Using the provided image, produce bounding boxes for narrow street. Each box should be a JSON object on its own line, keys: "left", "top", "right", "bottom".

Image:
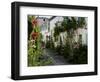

{"left": 44, "top": 48, "right": 69, "bottom": 65}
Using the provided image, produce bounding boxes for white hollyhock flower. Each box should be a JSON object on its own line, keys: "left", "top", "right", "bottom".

{"left": 32, "top": 45, "right": 36, "bottom": 48}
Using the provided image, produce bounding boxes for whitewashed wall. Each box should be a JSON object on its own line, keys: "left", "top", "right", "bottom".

{"left": 49, "top": 17, "right": 87, "bottom": 47}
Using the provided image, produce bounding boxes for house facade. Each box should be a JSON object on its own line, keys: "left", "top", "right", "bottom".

{"left": 49, "top": 16, "right": 87, "bottom": 48}
{"left": 36, "top": 17, "right": 50, "bottom": 43}
{"left": 36, "top": 16, "right": 87, "bottom": 48}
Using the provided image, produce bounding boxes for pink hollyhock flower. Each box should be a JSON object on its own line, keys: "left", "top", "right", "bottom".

{"left": 32, "top": 19, "right": 37, "bottom": 27}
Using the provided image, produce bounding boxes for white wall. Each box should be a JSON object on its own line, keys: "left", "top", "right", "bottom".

{"left": 50, "top": 17, "right": 64, "bottom": 31}
{"left": 50, "top": 16, "right": 64, "bottom": 46}
{"left": 0, "top": 0, "right": 99, "bottom": 82}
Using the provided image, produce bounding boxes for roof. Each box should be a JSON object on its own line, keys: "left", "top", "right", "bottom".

{"left": 49, "top": 16, "right": 56, "bottom": 21}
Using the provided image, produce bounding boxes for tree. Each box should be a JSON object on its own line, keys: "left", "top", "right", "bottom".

{"left": 62, "top": 17, "right": 86, "bottom": 56}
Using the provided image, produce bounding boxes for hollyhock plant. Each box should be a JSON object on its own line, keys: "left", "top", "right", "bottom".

{"left": 31, "top": 32, "right": 39, "bottom": 40}
{"left": 32, "top": 19, "right": 37, "bottom": 27}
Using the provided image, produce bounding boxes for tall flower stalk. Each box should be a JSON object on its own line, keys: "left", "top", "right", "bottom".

{"left": 28, "top": 16, "right": 42, "bottom": 66}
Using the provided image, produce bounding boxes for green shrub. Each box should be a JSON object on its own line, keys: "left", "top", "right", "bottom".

{"left": 73, "top": 45, "right": 87, "bottom": 64}
{"left": 46, "top": 41, "right": 50, "bottom": 48}
{"left": 55, "top": 43, "right": 87, "bottom": 64}
{"left": 28, "top": 48, "right": 53, "bottom": 66}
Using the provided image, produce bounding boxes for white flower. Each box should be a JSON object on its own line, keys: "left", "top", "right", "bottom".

{"left": 30, "top": 40, "right": 35, "bottom": 42}
{"left": 32, "top": 45, "right": 36, "bottom": 48}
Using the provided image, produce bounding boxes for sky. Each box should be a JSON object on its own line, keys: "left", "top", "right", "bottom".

{"left": 38, "top": 16, "right": 52, "bottom": 19}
